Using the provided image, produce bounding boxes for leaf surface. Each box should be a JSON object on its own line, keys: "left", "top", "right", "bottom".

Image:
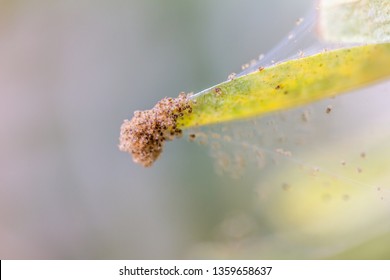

{"left": 180, "top": 43, "right": 390, "bottom": 128}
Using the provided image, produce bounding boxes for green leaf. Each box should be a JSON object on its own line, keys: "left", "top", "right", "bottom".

{"left": 180, "top": 43, "right": 390, "bottom": 128}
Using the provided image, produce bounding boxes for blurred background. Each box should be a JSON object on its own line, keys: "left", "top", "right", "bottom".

{"left": 1, "top": 0, "right": 390, "bottom": 259}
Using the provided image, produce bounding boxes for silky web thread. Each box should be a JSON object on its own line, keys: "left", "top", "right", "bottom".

{"left": 187, "top": 8, "right": 390, "bottom": 198}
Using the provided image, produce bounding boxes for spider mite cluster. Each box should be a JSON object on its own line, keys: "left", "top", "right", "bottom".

{"left": 119, "top": 93, "right": 193, "bottom": 167}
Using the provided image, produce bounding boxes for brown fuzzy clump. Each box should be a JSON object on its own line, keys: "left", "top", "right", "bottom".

{"left": 119, "top": 93, "right": 192, "bottom": 167}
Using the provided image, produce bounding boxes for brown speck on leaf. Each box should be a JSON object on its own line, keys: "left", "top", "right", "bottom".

{"left": 119, "top": 93, "right": 192, "bottom": 167}
{"left": 326, "top": 105, "right": 333, "bottom": 114}
{"left": 258, "top": 67, "right": 264, "bottom": 72}
{"left": 214, "top": 87, "right": 222, "bottom": 96}
{"left": 275, "top": 85, "right": 281, "bottom": 90}
{"left": 189, "top": 134, "right": 196, "bottom": 141}
{"left": 357, "top": 167, "right": 363, "bottom": 173}
{"left": 360, "top": 152, "right": 366, "bottom": 159}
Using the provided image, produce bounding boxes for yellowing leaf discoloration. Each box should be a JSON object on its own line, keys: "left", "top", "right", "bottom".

{"left": 180, "top": 43, "right": 390, "bottom": 128}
